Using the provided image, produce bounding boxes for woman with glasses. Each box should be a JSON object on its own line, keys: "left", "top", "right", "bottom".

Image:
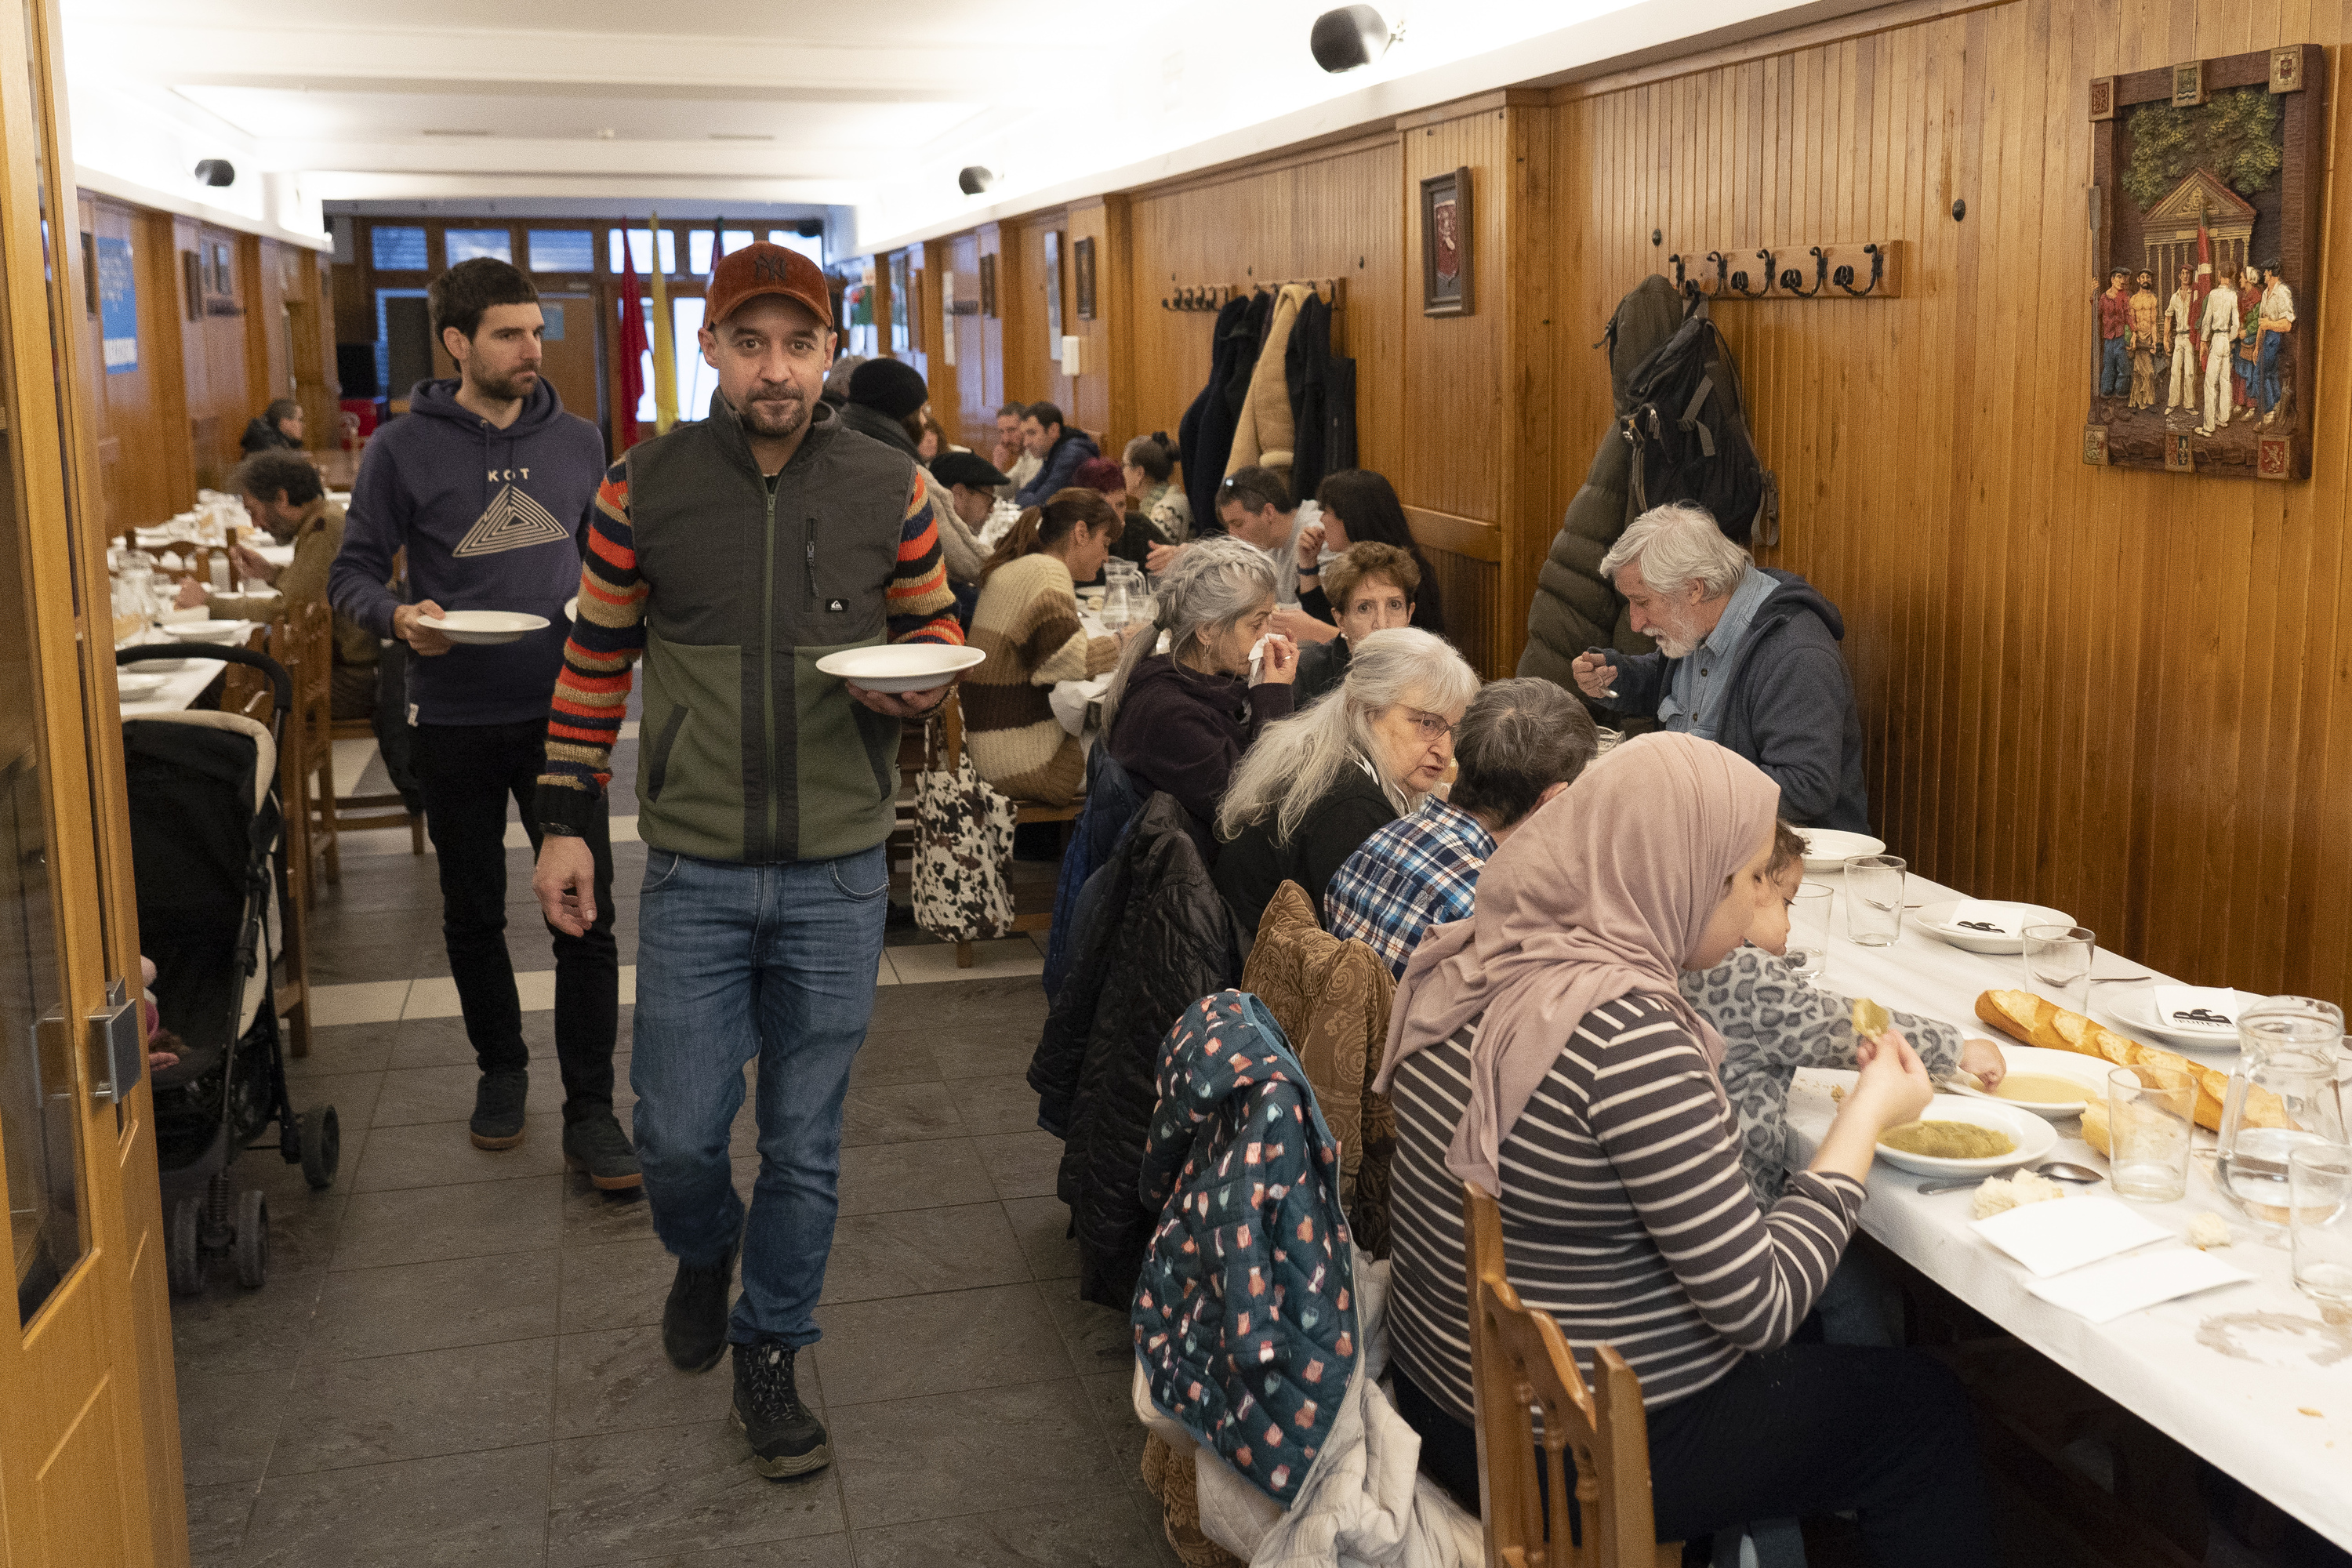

{"left": 1212, "top": 626, "right": 1479, "bottom": 935}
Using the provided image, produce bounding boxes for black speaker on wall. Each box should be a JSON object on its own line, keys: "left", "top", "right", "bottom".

{"left": 336, "top": 343, "right": 379, "bottom": 400}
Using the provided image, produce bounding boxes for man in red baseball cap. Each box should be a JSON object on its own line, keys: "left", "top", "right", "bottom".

{"left": 531, "top": 239, "right": 963, "bottom": 1481}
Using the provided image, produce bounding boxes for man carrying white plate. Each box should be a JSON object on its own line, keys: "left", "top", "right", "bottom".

{"left": 328, "top": 256, "right": 635, "bottom": 1188}
{"left": 530, "top": 242, "right": 962, "bottom": 1483}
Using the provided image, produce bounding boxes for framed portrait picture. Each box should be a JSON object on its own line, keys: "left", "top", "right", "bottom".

{"left": 1074, "top": 237, "right": 1097, "bottom": 321}
{"left": 1044, "top": 230, "right": 1064, "bottom": 361}
{"left": 979, "top": 253, "right": 997, "bottom": 319}
{"left": 1419, "top": 167, "right": 1472, "bottom": 317}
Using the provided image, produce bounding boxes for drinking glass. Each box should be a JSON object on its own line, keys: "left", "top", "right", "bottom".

{"left": 1785, "top": 883, "right": 1835, "bottom": 985}
{"left": 2022, "top": 925, "right": 2096, "bottom": 1012}
{"left": 1842, "top": 855, "right": 1905, "bottom": 947}
{"left": 2107, "top": 1063, "right": 2194, "bottom": 1203}
{"left": 2288, "top": 1145, "right": 2352, "bottom": 1326}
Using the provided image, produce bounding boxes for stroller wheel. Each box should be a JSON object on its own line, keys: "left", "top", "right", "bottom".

{"left": 167, "top": 1196, "right": 205, "bottom": 1297}
{"left": 299, "top": 1105, "right": 340, "bottom": 1190}
{"left": 233, "top": 1189, "right": 269, "bottom": 1290}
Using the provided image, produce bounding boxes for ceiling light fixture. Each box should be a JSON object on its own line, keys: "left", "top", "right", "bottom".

{"left": 957, "top": 166, "right": 993, "bottom": 196}
{"left": 193, "top": 159, "right": 234, "bottom": 187}
{"left": 1309, "top": 5, "right": 1405, "bottom": 73}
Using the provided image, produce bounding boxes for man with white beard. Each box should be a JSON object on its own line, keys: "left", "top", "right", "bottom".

{"left": 1570, "top": 502, "right": 1868, "bottom": 830}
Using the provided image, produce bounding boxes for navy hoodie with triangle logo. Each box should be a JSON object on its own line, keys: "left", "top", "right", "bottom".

{"left": 329, "top": 376, "right": 608, "bottom": 725}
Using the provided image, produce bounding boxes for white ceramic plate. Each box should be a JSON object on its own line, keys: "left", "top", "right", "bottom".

{"left": 1798, "top": 827, "right": 1886, "bottom": 872}
{"left": 1943, "top": 1045, "right": 2107, "bottom": 1121}
{"left": 1912, "top": 900, "right": 2077, "bottom": 956}
{"left": 814, "top": 643, "right": 986, "bottom": 692}
{"left": 2101, "top": 984, "right": 2263, "bottom": 1051}
{"left": 1874, "top": 1094, "right": 2057, "bottom": 1177}
{"left": 417, "top": 610, "right": 551, "bottom": 646}
{"left": 160, "top": 621, "right": 246, "bottom": 644}
{"left": 116, "top": 673, "right": 169, "bottom": 699}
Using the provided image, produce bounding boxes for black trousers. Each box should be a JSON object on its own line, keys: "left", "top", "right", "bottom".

{"left": 411, "top": 719, "right": 618, "bottom": 1120}
{"left": 1394, "top": 1344, "right": 1995, "bottom": 1568}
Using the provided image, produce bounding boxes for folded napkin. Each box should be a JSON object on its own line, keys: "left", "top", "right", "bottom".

{"left": 2023, "top": 1247, "right": 2253, "bottom": 1323}
{"left": 2150, "top": 985, "right": 2240, "bottom": 1036}
{"left": 1947, "top": 900, "right": 2024, "bottom": 938}
{"left": 1971, "top": 1194, "right": 2172, "bottom": 1277}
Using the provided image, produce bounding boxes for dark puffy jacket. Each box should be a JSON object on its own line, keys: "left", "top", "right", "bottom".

{"left": 1519, "top": 276, "right": 1683, "bottom": 694}
{"left": 1014, "top": 429, "right": 1102, "bottom": 510}
{"left": 1179, "top": 293, "right": 1268, "bottom": 535}
{"left": 1029, "top": 792, "right": 1245, "bottom": 1307}
{"left": 1042, "top": 746, "right": 1146, "bottom": 997}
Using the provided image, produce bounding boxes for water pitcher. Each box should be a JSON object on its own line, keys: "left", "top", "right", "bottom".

{"left": 2216, "top": 995, "right": 2348, "bottom": 1225}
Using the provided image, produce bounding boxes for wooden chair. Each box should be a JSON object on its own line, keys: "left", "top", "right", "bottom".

{"left": 322, "top": 713, "right": 425, "bottom": 866}
{"left": 1462, "top": 1181, "right": 1681, "bottom": 1568}
{"left": 927, "top": 688, "right": 1077, "bottom": 967}
{"left": 216, "top": 617, "right": 314, "bottom": 1057}
{"left": 283, "top": 601, "right": 337, "bottom": 894}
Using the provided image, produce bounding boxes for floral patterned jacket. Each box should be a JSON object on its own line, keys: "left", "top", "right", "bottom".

{"left": 1134, "top": 990, "right": 1356, "bottom": 1504}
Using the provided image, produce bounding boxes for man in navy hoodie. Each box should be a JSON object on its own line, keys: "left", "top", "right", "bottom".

{"left": 328, "top": 257, "right": 636, "bottom": 1187}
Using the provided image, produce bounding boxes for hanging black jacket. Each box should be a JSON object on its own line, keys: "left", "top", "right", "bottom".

{"left": 1284, "top": 295, "right": 1356, "bottom": 500}
{"left": 1028, "top": 791, "right": 1245, "bottom": 1307}
{"left": 1179, "top": 294, "right": 1265, "bottom": 533}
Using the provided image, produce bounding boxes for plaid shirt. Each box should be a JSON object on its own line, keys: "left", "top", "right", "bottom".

{"left": 1325, "top": 795, "right": 1496, "bottom": 978}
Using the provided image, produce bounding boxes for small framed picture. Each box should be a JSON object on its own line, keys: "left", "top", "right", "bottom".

{"left": 979, "top": 253, "right": 997, "bottom": 319}
{"left": 1074, "top": 237, "right": 1097, "bottom": 321}
{"left": 1044, "top": 230, "right": 1063, "bottom": 361}
{"left": 1420, "top": 167, "right": 1472, "bottom": 317}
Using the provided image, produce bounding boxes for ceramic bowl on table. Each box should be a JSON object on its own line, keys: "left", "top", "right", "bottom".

{"left": 1872, "top": 1094, "right": 2057, "bottom": 1178}
{"left": 416, "top": 611, "right": 551, "bottom": 646}
{"left": 1798, "top": 828, "right": 1886, "bottom": 872}
{"left": 1911, "top": 900, "right": 2077, "bottom": 956}
{"left": 115, "top": 672, "right": 169, "bottom": 701}
{"left": 814, "top": 644, "right": 986, "bottom": 693}
{"left": 2100, "top": 984, "right": 2266, "bottom": 1051}
{"left": 160, "top": 621, "right": 248, "bottom": 644}
{"left": 1942, "top": 1044, "right": 2108, "bottom": 1121}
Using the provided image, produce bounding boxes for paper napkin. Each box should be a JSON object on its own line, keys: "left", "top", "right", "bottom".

{"left": 2023, "top": 1247, "right": 2254, "bottom": 1323}
{"left": 2150, "top": 985, "right": 2241, "bottom": 1036}
{"left": 1971, "top": 1195, "right": 2172, "bottom": 1277}
{"left": 1947, "top": 901, "right": 2025, "bottom": 938}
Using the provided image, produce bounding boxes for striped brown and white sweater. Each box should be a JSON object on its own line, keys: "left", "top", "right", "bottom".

{"left": 963, "top": 552, "right": 1120, "bottom": 806}
{"left": 1386, "top": 993, "right": 1865, "bottom": 1421}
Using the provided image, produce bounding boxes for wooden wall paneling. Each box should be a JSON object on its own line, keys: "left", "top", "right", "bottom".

{"left": 978, "top": 221, "right": 1016, "bottom": 432}
{"left": 1064, "top": 198, "right": 1126, "bottom": 443}
{"left": 945, "top": 232, "right": 989, "bottom": 448}
{"left": 1010, "top": 210, "right": 1075, "bottom": 421}
{"left": 919, "top": 238, "right": 956, "bottom": 441}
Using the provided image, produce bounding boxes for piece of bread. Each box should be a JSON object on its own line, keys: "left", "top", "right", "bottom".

{"left": 2079, "top": 1097, "right": 2111, "bottom": 1156}
{"left": 1970, "top": 987, "right": 2297, "bottom": 1134}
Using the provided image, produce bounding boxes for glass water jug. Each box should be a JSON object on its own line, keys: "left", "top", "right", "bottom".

{"left": 2216, "top": 995, "right": 2348, "bottom": 1225}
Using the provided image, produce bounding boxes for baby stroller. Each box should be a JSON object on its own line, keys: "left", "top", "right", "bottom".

{"left": 116, "top": 643, "right": 338, "bottom": 1295}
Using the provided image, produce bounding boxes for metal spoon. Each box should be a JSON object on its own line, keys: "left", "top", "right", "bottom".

{"left": 1915, "top": 1161, "right": 2104, "bottom": 1196}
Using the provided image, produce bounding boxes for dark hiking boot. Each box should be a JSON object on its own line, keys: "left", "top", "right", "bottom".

{"left": 468, "top": 1070, "right": 529, "bottom": 1150}
{"left": 662, "top": 1248, "right": 734, "bottom": 1373}
{"left": 732, "top": 1337, "right": 830, "bottom": 1478}
{"left": 561, "top": 1112, "right": 642, "bottom": 1191}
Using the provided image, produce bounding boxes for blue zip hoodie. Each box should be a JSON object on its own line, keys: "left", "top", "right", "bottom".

{"left": 329, "top": 377, "right": 606, "bottom": 725}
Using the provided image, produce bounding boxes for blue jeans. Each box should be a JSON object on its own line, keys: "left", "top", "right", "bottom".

{"left": 2258, "top": 330, "right": 2285, "bottom": 413}
{"left": 631, "top": 843, "right": 891, "bottom": 1346}
{"left": 2098, "top": 336, "right": 2129, "bottom": 396}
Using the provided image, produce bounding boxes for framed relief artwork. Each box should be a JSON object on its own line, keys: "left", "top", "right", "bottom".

{"left": 1074, "top": 237, "right": 1097, "bottom": 321}
{"left": 1419, "top": 167, "right": 1472, "bottom": 317}
{"left": 1044, "top": 230, "right": 1064, "bottom": 363}
{"left": 2083, "top": 45, "right": 2325, "bottom": 480}
{"left": 979, "top": 253, "right": 997, "bottom": 319}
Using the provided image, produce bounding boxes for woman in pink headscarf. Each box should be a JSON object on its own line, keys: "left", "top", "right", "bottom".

{"left": 1379, "top": 732, "right": 1993, "bottom": 1566}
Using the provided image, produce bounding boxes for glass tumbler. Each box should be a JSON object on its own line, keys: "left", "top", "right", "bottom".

{"left": 1842, "top": 855, "right": 1906, "bottom": 947}
{"left": 2288, "top": 1145, "right": 2352, "bottom": 1326}
{"left": 2107, "top": 1063, "right": 2195, "bottom": 1203}
{"left": 1785, "top": 883, "right": 1835, "bottom": 985}
{"left": 2022, "top": 925, "right": 2096, "bottom": 1013}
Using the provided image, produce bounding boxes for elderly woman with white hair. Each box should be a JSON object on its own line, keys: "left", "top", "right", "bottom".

{"left": 1569, "top": 500, "right": 1870, "bottom": 831}
{"left": 1213, "top": 626, "right": 1479, "bottom": 934}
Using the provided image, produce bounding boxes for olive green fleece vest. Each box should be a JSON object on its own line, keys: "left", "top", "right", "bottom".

{"left": 626, "top": 397, "right": 918, "bottom": 864}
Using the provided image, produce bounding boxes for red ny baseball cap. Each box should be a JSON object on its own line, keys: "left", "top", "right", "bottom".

{"left": 702, "top": 242, "right": 833, "bottom": 332}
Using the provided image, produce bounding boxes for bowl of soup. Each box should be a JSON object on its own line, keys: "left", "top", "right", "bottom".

{"left": 1873, "top": 1094, "right": 2056, "bottom": 1178}
{"left": 1948, "top": 1046, "right": 2107, "bottom": 1121}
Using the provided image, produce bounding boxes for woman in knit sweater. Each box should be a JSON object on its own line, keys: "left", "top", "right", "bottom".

{"left": 964, "top": 488, "right": 1130, "bottom": 806}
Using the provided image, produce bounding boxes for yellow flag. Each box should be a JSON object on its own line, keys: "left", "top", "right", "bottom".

{"left": 647, "top": 212, "right": 677, "bottom": 433}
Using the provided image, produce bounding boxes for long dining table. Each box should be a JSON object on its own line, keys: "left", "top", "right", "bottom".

{"left": 1780, "top": 864, "right": 2351, "bottom": 1549}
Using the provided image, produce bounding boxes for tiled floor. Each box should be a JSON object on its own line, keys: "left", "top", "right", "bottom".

{"left": 175, "top": 739, "right": 1176, "bottom": 1567}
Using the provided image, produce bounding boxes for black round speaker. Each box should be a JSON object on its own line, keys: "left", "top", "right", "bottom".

{"left": 957, "top": 165, "right": 993, "bottom": 196}
{"left": 1309, "top": 5, "right": 1389, "bottom": 73}
{"left": 194, "top": 159, "right": 236, "bottom": 188}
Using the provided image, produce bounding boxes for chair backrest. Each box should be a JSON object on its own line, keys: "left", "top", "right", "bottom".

{"left": 1462, "top": 1181, "right": 1668, "bottom": 1568}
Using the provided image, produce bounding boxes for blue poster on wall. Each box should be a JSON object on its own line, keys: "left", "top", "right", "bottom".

{"left": 96, "top": 235, "right": 136, "bottom": 374}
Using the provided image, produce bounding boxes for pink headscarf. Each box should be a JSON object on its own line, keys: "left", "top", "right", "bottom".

{"left": 1372, "top": 731, "right": 1781, "bottom": 1194}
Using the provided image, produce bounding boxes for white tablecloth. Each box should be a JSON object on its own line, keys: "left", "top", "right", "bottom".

{"left": 1784, "top": 868, "right": 2352, "bottom": 1547}
{"left": 115, "top": 626, "right": 257, "bottom": 718}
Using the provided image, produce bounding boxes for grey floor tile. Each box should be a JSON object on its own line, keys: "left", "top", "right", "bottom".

{"left": 562, "top": 1181, "right": 658, "bottom": 1246}
{"left": 311, "top": 1250, "right": 559, "bottom": 1359}
{"left": 971, "top": 1130, "right": 1064, "bottom": 1200}
{"left": 274, "top": 1338, "right": 555, "bottom": 1473}
{"left": 555, "top": 1324, "right": 735, "bottom": 1439}
{"left": 844, "top": 1030, "right": 942, "bottom": 1088}
{"left": 866, "top": 976, "right": 1049, "bottom": 1035}
{"left": 810, "top": 1282, "right": 1072, "bottom": 1407}
{"left": 558, "top": 1238, "right": 677, "bottom": 1334}
{"left": 236, "top": 1442, "right": 552, "bottom": 1567}
{"left": 547, "top": 1419, "right": 843, "bottom": 1568}
{"left": 1044, "top": 1276, "right": 1138, "bottom": 1378}
{"left": 278, "top": 1069, "right": 383, "bottom": 1132}
{"left": 929, "top": 1025, "right": 1042, "bottom": 1082}
{"left": 176, "top": 1370, "right": 288, "bottom": 1487}
{"left": 817, "top": 1202, "right": 1030, "bottom": 1306}
{"left": 350, "top": 1115, "right": 567, "bottom": 1192}
{"left": 374, "top": 1062, "right": 569, "bottom": 1127}
{"left": 283, "top": 1022, "right": 401, "bottom": 1078}
{"left": 383, "top": 1014, "right": 559, "bottom": 1072}
{"left": 826, "top": 1378, "right": 1124, "bottom": 1531}
{"left": 597, "top": 1540, "right": 851, "bottom": 1568}
{"left": 172, "top": 1269, "right": 327, "bottom": 1383}
{"left": 233, "top": 1151, "right": 358, "bottom": 1279}
{"left": 850, "top": 1494, "right": 1170, "bottom": 1567}
{"left": 1001, "top": 1195, "right": 1080, "bottom": 1282}
{"left": 185, "top": 1480, "right": 259, "bottom": 1568}
{"left": 836, "top": 1137, "right": 993, "bottom": 1216}
{"left": 334, "top": 1173, "right": 564, "bottom": 1270}
{"left": 946, "top": 1073, "right": 1045, "bottom": 1138}
{"left": 839, "top": 1080, "right": 962, "bottom": 1147}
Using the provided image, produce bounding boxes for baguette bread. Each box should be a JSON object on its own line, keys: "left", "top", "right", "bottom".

{"left": 1973, "top": 987, "right": 2290, "bottom": 1134}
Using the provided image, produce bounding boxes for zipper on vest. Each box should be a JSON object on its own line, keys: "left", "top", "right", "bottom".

{"left": 805, "top": 535, "right": 817, "bottom": 606}
{"left": 762, "top": 479, "right": 779, "bottom": 859}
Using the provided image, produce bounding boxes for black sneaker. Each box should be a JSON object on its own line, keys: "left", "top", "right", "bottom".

{"left": 468, "top": 1070, "right": 529, "bottom": 1150}
{"left": 732, "top": 1338, "right": 830, "bottom": 1478}
{"left": 561, "top": 1112, "right": 642, "bottom": 1191}
{"left": 662, "top": 1248, "right": 734, "bottom": 1373}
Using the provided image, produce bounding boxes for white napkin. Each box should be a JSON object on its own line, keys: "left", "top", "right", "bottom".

{"left": 2150, "top": 985, "right": 2240, "bottom": 1035}
{"left": 2023, "top": 1247, "right": 2253, "bottom": 1323}
{"left": 1946, "top": 900, "right": 2024, "bottom": 938}
{"left": 1971, "top": 1194, "right": 2172, "bottom": 1277}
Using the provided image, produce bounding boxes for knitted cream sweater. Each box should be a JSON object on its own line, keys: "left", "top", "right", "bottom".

{"left": 964, "top": 553, "right": 1121, "bottom": 806}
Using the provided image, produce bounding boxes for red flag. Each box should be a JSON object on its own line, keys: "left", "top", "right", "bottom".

{"left": 2192, "top": 207, "right": 2213, "bottom": 368}
{"left": 615, "top": 236, "right": 648, "bottom": 452}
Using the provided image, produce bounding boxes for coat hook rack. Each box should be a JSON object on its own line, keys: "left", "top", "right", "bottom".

{"left": 1832, "top": 243, "right": 1888, "bottom": 297}
{"left": 1160, "top": 285, "right": 1236, "bottom": 312}
{"left": 1728, "top": 248, "right": 1774, "bottom": 298}
{"left": 1778, "top": 247, "right": 1828, "bottom": 297}
{"left": 1659, "top": 241, "right": 1901, "bottom": 300}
